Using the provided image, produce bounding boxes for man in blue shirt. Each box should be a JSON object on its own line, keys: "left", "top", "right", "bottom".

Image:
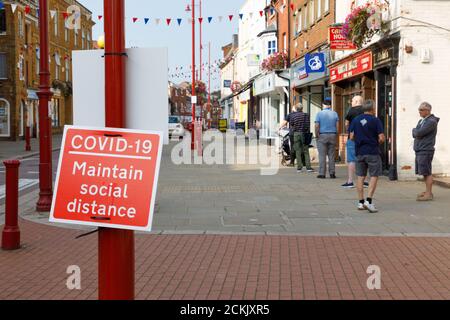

{"left": 315, "top": 99, "right": 339, "bottom": 179}
{"left": 349, "top": 99, "right": 385, "bottom": 213}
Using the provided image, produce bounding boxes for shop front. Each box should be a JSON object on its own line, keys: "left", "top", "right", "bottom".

{"left": 291, "top": 51, "right": 331, "bottom": 129}
{"left": 329, "top": 49, "right": 376, "bottom": 163}
{"left": 253, "top": 72, "right": 289, "bottom": 140}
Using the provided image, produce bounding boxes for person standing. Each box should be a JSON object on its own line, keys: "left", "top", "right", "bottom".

{"left": 413, "top": 102, "right": 439, "bottom": 201}
{"left": 342, "top": 96, "right": 369, "bottom": 188}
{"left": 315, "top": 99, "right": 339, "bottom": 179}
{"left": 349, "top": 100, "right": 385, "bottom": 213}
{"left": 280, "top": 104, "right": 314, "bottom": 172}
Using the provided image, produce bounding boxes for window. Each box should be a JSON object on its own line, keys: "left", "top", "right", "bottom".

{"left": 82, "top": 29, "right": 85, "bottom": 49}
{"left": 51, "top": 99, "right": 60, "bottom": 127}
{"left": 54, "top": 11, "right": 58, "bottom": 36}
{"left": 18, "top": 12, "right": 24, "bottom": 38}
{"left": 65, "top": 25, "right": 68, "bottom": 42}
{"left": 74, "top": 29, "right": 78, "bottom": 46}
{"left": 0, "top": 7, "right": 6, "bottom": 34}
{"left": 54, "top": 52, "right": 61, "bottom": 80}
{"left": 298, "top": 10, "right": 303, "bottom": 33}
{"left": 304, "top": 4, "right": 308, "bottom": 29}
{"left": 268, "top": 40, "right": 277, "bottom": 55}
{"left": 87, "top": 33, "right": 91, "bottom": 49}
{"left": 36, "top": 47, "right": 40, "bottom": 75}
{"left": 65, "top": 59, "right": 69, "bottom": 81}
{"left": 0, "top": 98, "right": 10, "bottom": 137}
{"left": 283, "top": 33, "right": 287, "bottom": 54}
{"left": 0, "top": 53, "right": 7, "bottom": 78}
{"left": 317, "top": 0, "right": 322, "bottom": 20}
{"left": 324, "top": 0, "right": 330, "bottom": 13}
{"left": 309, "top": 0, "right": 315, "bottom": 26}
{"left": 18, "top": 55, "right": 25, "bottom": 81}
{"left": 19, "top": 101, "right": 24, "bottom": 137}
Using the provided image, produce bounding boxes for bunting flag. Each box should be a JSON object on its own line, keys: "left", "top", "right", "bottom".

{"left": 144, "top": 18, "right": 149, "bottom": 24}
{"left": 50, "top": 10, "right": 56, "bottom": 19}
{"left": 62, "top": 12, "right": 69, "bottom": 20}
{"left": 290, "top": 3, "right": 295, "bottom": 11}
{"left": 218, "top": 16, "right": 223, "bottom": 22}
{"left": 198, "top": 17, "right": 203, "bottom": 24}
{"left": 259, "top": 11, "right": 264, "bottom": 17}
{"left": 166, "top": 18, "right": 171, "bottom": 26}
{"left": 155, "top": 18, "right": 160, "bottom": 25}
{"left": 98, "top": 15, "right": 103, "bottom": 20}
{"left": 280, "top": 5, "right": 285, "bottom": 14}
{"left": 207, "top": 17, "right": 212, "bottom": 23}
{"left": 228, "top": 15, "right": 233, "bottom": 21}
{"left": 239, "top": 13, "right": 243, "bottom": 20}
{"left": 177, "top": 18, "right": 182, "bottom": 26}
{"left": 132, "top": 17, "right": 138, "bottom": 23}
{"left": 25, "top": 5, "right": 31, "bottom": 14}
{"left": 11, "top": 3, "right": 18, "bottom": 14}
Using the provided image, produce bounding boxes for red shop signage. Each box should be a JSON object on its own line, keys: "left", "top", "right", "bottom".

{"left": 329, "top": 26, "right": 357, "bottom": 50}
{"left": 329, "top": 51, "right": 373, "bottom": 84}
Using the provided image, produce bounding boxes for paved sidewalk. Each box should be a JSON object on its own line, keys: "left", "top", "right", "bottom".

{"left": 0, "top": 134, "right": 63, "bottom": 162}
{"left": 0, "top": 219, "right": 449, "bottom": 300}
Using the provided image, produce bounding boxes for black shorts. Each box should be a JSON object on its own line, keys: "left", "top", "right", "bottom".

{"left": 416, "top": 152, "right": 434, "bottom": 176}
{"left": 356, "top": 154, "right": 382, "bottom": 177}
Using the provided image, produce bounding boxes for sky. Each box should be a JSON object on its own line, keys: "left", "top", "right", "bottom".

{"left": 77, "top": 0, "right": 245, "bottom": 91}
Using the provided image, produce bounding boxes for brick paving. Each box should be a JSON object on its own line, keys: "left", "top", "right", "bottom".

{"left": 1, "top": 219, "right": 449, "bottom": 300}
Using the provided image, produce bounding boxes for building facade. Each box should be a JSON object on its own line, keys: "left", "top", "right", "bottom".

{"left": 0, "top": 0, "right": 94, "bottom": 141}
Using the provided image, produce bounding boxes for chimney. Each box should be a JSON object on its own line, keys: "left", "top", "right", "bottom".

{"left": 232, "top": 34, "right": 239, "bottom": 48}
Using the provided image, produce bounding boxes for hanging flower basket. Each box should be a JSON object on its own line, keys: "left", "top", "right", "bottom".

{"left": 342, "top": 1, "right": 389, "bottom": 49}
{"left": 261, "top": 52, "right": 288, "bottom": 72}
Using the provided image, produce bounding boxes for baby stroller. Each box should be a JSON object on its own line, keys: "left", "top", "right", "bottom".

{"left": 279, "top": 129, "right": 291, "bottom": 166}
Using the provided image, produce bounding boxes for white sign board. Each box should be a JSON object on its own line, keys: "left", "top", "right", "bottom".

{"left": 72, "top": 48, "right": 169, "bottom": 144}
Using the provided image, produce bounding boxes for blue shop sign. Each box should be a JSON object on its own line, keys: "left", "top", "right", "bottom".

{"left": 224, "top": 80, "right": 231, "bottom": 88}
{"left": 305, "top": 53, "right": 326, "bottom": 73}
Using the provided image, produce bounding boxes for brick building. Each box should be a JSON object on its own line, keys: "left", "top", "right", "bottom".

{"left": 0, "top": 0, "right": 94, "bottom": 141}
{"left": 169, "top": 81, "right": 192, "bottom": 126}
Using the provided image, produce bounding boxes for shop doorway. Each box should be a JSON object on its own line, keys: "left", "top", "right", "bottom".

{"left": 376, "top": 68, "right": 393, "bottom": 175}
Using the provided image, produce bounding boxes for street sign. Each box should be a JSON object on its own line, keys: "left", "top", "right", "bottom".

{"left": 50, "top": 126, "right": 163, "bottom": 232}
{"left": 329, "top": 26, "right": 357, "bottom": 50}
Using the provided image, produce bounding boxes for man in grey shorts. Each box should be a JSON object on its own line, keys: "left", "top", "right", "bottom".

{"left": 349, "top": 100, "right": 385, "bottom": 213}
{"left": 413, "top": 102, "right": 440, "bottom": 201}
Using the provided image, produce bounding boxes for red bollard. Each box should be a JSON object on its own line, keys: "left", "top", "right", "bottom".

{"left": 2, "top": 160, "right": 21, "bottom": 250}
{"left": 25, "top": 126, "right": 31, "bottom": 151}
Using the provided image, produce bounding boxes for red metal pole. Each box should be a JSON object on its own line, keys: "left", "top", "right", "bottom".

{"left": 199, "top": 0, "right": 202, "bottom": 82}
{"left": 36, "top": 0, "right": 53, "bottom": 212}
{"left": 99, "top": 0, "right": 134, "bottom": 300}
{"left": 191, "top": 0, "right": 196, "bottom": 150}
{"left": 208, "top": 42, "right": 211, "bottom": 129}
{"left": 2, "top": 160, "right": 21, "bottom": 251}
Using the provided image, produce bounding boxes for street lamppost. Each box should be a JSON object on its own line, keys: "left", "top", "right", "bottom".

{"left": 36, "top": 0, "right": 53, "bottom": 212}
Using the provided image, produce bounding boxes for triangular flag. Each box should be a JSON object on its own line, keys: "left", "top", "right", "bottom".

{"left": 144, "top": 18, "right": 149, "bottom": 24}
{"left": 249, "top": 12, "right": 253, "bottom": 19}
{"left": 155, "top": 18, "right": 161, "bottom": 25}
{"left": 166, "top": 18, "right": 171, "bottom": 26}
{"left": 25, "top": 5, "right": 31, "bottom": 14}
{"left": 132, "top": 17, "right": 138, "bottom": 23}
{"left": 239, "top": 13, "right": 243, "bottom": 20}
{"left": 228, "top": 15, "right": 233, "bottom": 21}
{"left": 290, "top": 3, "right": 295, "bottom": 11}
{"left": 207, "top": 17, "right": 213, "bottom": 23}
{"left": 36, "top": 9, "right": 40, "bottom": 17}
{"left": 177, "top": 18, "right": 182, "bottom": 26}
{"left": 49, "top": 10, "right": 56, "bottom": 19}
{"left": 218, "top": 16, "right": 223, "bottom": 22}
{"left": 11, "top": 3, "right": 18, "bottom": 14}
{"left": 270, "top": 8, "right": 275, "bottom": 15}
{"left": 198, "top": 17, "right": 203, "bottom": 24}
{"left": 98, "top": 15, "right": 103, "bottom": 20}
{"left": 259, "top": 11, "right": 264, "bottom": 17}
{"left": 280, "top": 5, "right": 285, "bottom": 14}
{"left": 188, "top": 18, "right": 192, "bottom": 24}
{"left": 62, "top": 12, "right": 69, "bottom": 20}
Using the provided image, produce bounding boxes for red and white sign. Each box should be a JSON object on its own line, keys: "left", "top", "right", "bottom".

{"left": 329, "top": 51, "right": 373, "bottom": 84}
{"left": 50, "top": 126, "right": 163, "bottom": 232}
{"left": 329, "top": 26, "right": 357, "bottom": 51}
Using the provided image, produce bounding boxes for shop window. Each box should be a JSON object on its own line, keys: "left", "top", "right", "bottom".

{"left": 51, "top": 99, "right": 60, "bottom": 127}
{"left": 19, "top": 101, "right": 25, "bottom": 137}
{"left": 65, "top": 59, "right": 69, "bottom": 81}
{"left": 54, "top": 11, "right": 58, "bottom": 37}
{"left": 317, "top": 0, "right": 322, "bottom": 20}
{"left": 303, "top": 4, "right": 308, "bottom": 29}
{"left": 0, "top": 98, "right": 10, "bottom": 137}
{"left": 65, "top": 25, "right": 69, "bottom": 42}
{"left": 297, "top": 10, "right": 303, "bottom": 34}
{"left": 0, "top": 7, "right": 6, "bottom": 34}
{"left": 0, "top": 52, "right": 7, "bottom": 79}
{"left": 36, "top": 47, "right": 40, "bottom": 75}
{"left": 18, "top": 55, "right": 25, "bottom": 81}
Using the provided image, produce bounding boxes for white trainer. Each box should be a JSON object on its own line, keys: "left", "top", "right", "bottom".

{"left": 357, "top": 202, "right": 366, "bottom": 211}
{"left": 364, "top": 201, "right": 378, "bottom": 213}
